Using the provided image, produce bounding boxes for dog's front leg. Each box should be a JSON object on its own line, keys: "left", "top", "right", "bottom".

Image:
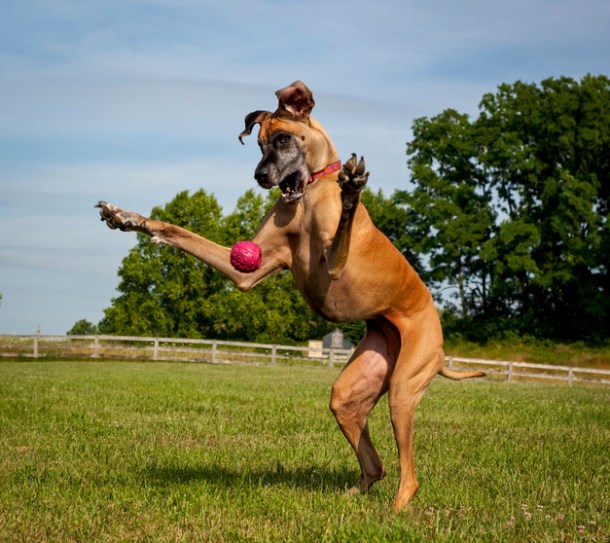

{"left": 95, "top": 201, "right": 286, "bottom": 290}
{"left": 326, "top": 154, "right": 369, "bottom": 279}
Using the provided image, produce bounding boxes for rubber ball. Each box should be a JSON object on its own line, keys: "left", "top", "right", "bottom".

{"left": 230, "top": 241, "right": 262, "bottom": 273}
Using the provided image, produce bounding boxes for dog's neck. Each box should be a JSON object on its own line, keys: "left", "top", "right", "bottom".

{"left": 308, "top": 160, "right": 342, "bottom": 184}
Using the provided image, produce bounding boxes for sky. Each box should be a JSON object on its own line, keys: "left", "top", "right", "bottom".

{"left": 1, "top": 0, "right": 609, "bottom": 335}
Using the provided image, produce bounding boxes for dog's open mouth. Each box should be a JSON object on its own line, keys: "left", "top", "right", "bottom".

{"left": 279, "top": 172, "right": 307, "bottom": 204}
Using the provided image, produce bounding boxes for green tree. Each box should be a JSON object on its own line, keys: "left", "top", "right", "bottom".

{"left": 98, "top": 189, "right": 227, "bottom": 338}
{"left": 404, "top": 109, "right": 496, "bottom": 320}
{"left": 98, "top": 189, "right": 332, "bottom": 343}
{"left": 405, "top": 75, "right": 610, "bottom": 341}
{"left": 67, "top": 319, "right": 99, "bottom": 335}
{"left": 473, "top": 76, "right": 609, "bottom": 339}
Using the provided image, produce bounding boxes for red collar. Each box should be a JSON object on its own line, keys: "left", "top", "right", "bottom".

{"left": 308, "top": 160, "right": 342, "bottom": 183}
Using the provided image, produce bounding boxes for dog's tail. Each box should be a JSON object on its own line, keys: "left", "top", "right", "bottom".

{"left": 439, "top": 367, "right": 486, "bottom": 380}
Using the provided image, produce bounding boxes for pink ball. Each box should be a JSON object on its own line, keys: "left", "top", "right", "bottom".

{"left": 230, "top": 241, "right": 262, "bottom": 273}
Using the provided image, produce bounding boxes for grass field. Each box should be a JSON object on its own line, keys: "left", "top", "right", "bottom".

{"left": 0, "top": 361, "right": 608, "bottom": 542}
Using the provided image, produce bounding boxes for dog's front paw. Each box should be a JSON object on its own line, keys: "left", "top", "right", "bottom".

{"left": 338, "top": 153, "right": 369, "bottom": 208}
{"left": 95, "top": 201, "right": 146, "bottom": 232}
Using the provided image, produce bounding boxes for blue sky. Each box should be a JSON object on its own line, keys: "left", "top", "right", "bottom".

{"left": 1, "top": 0, "right": 609, "bottom": 335}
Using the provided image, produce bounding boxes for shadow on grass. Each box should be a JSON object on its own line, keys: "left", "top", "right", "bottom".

{"left": 143, "top": 461, "right": 358, "bottom": 491}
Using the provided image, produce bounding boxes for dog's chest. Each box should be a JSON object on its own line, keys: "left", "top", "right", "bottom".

{"left": 290, "top": 258, "right": 367, "bottom": 323}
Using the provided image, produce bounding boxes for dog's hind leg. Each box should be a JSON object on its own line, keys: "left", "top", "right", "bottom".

{"left": 329, "top": 319, "right": 399, "bottom": 494}
{"left": 387, "top": 315, "right": 445, "bottom": 511}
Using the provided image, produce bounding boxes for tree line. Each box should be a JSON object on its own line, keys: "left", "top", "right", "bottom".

{"left": 71, "top": 75, "right": 610, "bottom": 344}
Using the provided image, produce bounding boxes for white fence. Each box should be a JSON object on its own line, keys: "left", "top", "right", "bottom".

{"left": 446, "top": 356, "right": 610, "bottom": 386}
{"left": 1, "top": 334, "right": 610, "bottom": 387}
{"left": 0, "top": 334, "right": 353, "bottom": 368}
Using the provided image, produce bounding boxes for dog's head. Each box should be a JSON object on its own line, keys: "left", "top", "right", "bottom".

{"left": 239, "top": 81, "right": 338, "bottom": 204}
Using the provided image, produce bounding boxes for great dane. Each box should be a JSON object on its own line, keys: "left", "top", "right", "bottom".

{"left": 96, "top": 80, "right": 483, "bottom": 510}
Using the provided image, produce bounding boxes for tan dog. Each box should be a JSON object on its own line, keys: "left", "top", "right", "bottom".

{"left": 96, "top": 81, "right": 484, "bottom": 511}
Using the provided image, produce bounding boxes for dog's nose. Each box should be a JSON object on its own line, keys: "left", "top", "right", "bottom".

{"left": 254, "top": 170, "right": 268, "bottom": 185}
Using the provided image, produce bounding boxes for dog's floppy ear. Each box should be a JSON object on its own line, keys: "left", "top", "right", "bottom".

{"left": 239, "top": 110, "right": 272, "bottom": 144}
{"left": 275, "top": 81, "right": 315, "bottom": 119}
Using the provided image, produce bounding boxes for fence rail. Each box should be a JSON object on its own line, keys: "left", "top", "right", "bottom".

{"left": 446, "top": 355, "right": 610, "bottom": 386}
{"left": 1, "top": 334, "right": 609, "bottom": 387}
{"left": 0, "top": 334, "right": 354, "bottom": 368}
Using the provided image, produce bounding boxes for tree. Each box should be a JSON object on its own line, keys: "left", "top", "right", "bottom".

{"left": 98, "top": 189, "right": 228, "bottom": 338}
{"left": 98, "top": 188, "right": 333, "bottom": 343}
{"left": 404, "top": 75, "right": 610, "bottom": 341}
{"left": 403, "top": 109, "right": 496, "bottom": 320}
{"left": 479, "top": 76, "right": 610, "bottom": 339}
{"left": 67, "top": 319, "right": 98, "bottom": 335}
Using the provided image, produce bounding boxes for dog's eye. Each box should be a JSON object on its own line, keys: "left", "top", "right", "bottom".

{"left": 276, "top": 134, "right": 290, "bottom": 146}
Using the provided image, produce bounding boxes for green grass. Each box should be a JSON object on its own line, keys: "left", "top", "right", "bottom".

{"left": 0, "top": 361, "right": 608, "bottom": 542}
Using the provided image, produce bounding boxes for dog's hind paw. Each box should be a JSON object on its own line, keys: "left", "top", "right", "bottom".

{"left": 95, "top": 201, "right": 146, "bottom": 233}
{"left": 338, "top": 153, "right": 369, "bottom": 208}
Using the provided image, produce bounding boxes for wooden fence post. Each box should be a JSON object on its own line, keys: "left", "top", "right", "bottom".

{"left": 328, "top": 349, "right": 335, "bottom": 369}
{"left": 507, "top": 362, "right": 513, "bottom": 382}
{"left": 153, "top": 338, "right": 159, "bottom": 361}
{"left": 92, "top": 336, "right": 100, "bottom": 358}
{"left": 271, "top": 345, "right": 277, "bottom": 365}
{"left": 211, "top": 341, "right": 217, "bottom": 363}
